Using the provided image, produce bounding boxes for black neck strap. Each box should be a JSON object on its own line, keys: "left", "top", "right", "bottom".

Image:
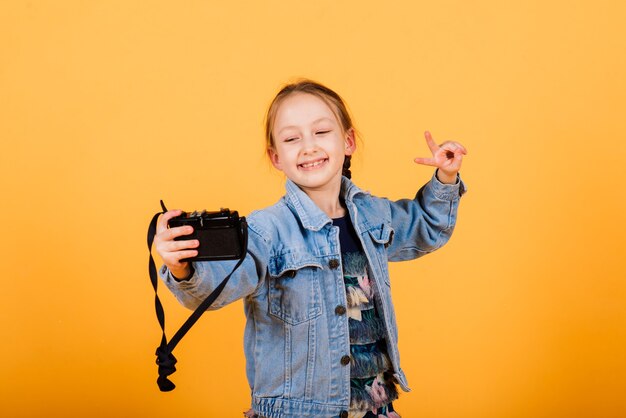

{"left": 147, "top": 201, "right": 248, "bottom": 391}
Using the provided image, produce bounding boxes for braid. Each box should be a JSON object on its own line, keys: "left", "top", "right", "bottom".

{"left": 342, "top": 155, "right": 352, "bottom": 179}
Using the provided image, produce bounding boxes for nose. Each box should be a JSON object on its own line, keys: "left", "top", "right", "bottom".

{"left": 301, "top": 134, "right": 318, "bottom": 154}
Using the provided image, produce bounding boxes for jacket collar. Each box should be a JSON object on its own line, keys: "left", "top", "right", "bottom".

{"left": 284, "top": 177, "right": 368, "bottom": 231}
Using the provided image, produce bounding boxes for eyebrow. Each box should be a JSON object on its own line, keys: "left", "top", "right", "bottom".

{"left": 277, "top": 117, "right": 335, "bottom": 135}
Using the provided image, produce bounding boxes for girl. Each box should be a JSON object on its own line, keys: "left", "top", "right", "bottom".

{"left": 154, "top": 80, "right": 467, "bottom": 418}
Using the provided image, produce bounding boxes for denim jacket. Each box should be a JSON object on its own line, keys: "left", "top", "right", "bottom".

{"left": 160, "top": 172, "right": 466, "bottom": 418}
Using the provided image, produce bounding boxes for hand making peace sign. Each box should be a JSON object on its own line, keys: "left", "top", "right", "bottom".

{"left": 413, "top": 131, "right": 467, "bottom": 183}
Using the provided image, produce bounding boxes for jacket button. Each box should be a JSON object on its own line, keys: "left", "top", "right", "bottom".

{"left": 340, "top": 411, "right": 348, "bottom": 418}
{"left": 335, "top": 305, "right": 346, "bottom": 315}
{"left": 340, "top": 355, "right": 351, "bottom": 366}
{"left": 329, "top": 259, "right": 340, "bottom": 269}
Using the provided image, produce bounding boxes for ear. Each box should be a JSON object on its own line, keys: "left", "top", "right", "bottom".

{"left": 344, "top": 128, "right": 356, "bottom": 156}
{"left": 267, "top": 147, "right": 283, "bottom": 171}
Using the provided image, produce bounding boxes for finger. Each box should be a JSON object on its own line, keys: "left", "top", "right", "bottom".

{"left": 163, "top": 238, "right": 199, "bottom": 252}
{"left": 424, "top": 131, "right": 439, "bottom": 154}
{"left": 173, "top": 250, "right": 199, "bottom": 263}
{"left": 157, "top": 210, "right": 183, "bottom": 233}
{"left": 440, "top": 141, "right": 468, "bottom": 155}
{"left": 414, "top": 157, "right": 438, "bottom": 167}
{"left": 441, "top": 147, "right": 459, "bottom": 161}
{"left": 155, "top": 238, "right": 199, "bottom": 265}
{"left": 157, "top": 239, "right": 200, "bottom": 254}
{"left": 162, "top": 225, "right": 195, "bottom": 241}
{"left": 446, "top": 150, "right": 464, "bottom": 168}
{"left": 166, "top": 250, "right": 199, "bottom": 266}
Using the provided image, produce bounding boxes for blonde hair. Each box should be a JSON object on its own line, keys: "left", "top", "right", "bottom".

{"left": 264, "top": 79, "right": 358, "bottom": 178}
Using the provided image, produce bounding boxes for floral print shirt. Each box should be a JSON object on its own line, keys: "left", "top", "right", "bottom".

{"left": 333, "top": 215, "right": 401, "bottom": 418}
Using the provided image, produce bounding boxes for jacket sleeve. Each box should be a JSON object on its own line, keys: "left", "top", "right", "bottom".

{"left": 158, "top": 224, "right": 270, "bottom": 311}
{"left": 386, "top": 169, "right": 467, "bottom": 262}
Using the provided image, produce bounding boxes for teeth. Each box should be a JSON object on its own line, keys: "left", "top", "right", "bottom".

{"left": 300, "top": 160, "right": 325, "bottom": 168}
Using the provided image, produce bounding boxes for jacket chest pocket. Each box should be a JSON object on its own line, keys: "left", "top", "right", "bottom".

{"left": 366, "top": 222, "right": 394, "bottom": 286}
{"left": 268, "top": 254, "right": 323, "bottom": 325}
{"left": 367, "top": 222, "right": 394, "bottom": 248}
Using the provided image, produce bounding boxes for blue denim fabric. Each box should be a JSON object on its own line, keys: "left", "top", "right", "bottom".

{"left": 160, "top": 172, "right": 466, "bottom": 418}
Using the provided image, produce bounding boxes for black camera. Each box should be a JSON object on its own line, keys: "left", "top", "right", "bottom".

{"left": 168, "top": 208, "right": 246, "bottom": 262}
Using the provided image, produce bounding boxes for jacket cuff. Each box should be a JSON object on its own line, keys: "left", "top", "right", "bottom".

{"left": 160, "top": 264, "right": 198, "bottom": 287}
{"left": 431, "top": 169, "right": 467, "bottom": 200}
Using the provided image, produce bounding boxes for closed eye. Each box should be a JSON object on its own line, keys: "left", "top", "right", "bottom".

{"left": 284, "top": 137, "right": 298, "bottom": 142}
{"left": 316, "top": 130, "right": 331, "bottom": 135}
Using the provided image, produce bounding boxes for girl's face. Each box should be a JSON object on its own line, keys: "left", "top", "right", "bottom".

{"left": 268, "top": 93, "right": 356, "bottom": 194}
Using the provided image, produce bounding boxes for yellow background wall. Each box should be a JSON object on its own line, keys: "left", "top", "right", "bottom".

{"left": 1, "top": 1, "right": 625, "bottom": 417}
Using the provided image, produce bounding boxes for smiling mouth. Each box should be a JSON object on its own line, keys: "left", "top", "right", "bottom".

{"left": 298, "top": 158, "right": 328, "bottom": 170}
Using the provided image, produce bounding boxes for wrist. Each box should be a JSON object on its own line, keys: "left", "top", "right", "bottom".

{"left": 171, "top": 264, "right": 194, "bottom": 281}
{"left": 436, "top": 169, "right": 458, "bottom": 184}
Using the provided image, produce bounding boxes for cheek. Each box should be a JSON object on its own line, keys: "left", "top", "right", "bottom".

{"left": 333, "top": 139, "right": 349, "bottom": 155}
{"left": 272, "top": 146, "right": 298, "bottom": 166}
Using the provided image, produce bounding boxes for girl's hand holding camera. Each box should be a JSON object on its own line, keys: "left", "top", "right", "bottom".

{"left": 154, "top": 210, "right": 198, "bottom": 279}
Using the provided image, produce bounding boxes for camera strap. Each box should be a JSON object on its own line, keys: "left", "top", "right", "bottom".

{"left": 147, "top": 200, "right": 248, "bottom": 392}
